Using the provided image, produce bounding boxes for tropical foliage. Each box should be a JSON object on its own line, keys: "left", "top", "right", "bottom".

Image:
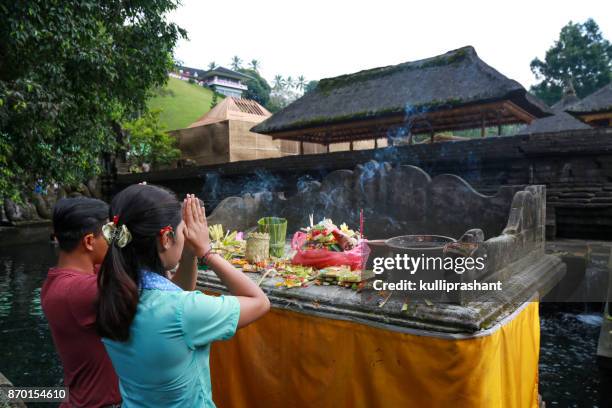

{"left": 227, "top": 56, "right": 312, "bottom": 111}
{"left": 0, "top": 0, "right": 186, "bottom": 198}
{"left": 239, "top": 68, "right": 272, "bottom": 107}
{"left": 231, "top": 56, "right": 242, "bottom": 71}
{"left": 530, "top": 18, "right": 611, "bottom": 105}
{"left": 122, "top": 109, "right": 180, "bottom": 171}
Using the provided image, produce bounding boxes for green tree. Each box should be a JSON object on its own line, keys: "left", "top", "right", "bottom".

{"left": 530, "top": 18, "right": 612, "bottom": 105}
{"left": 210, "top": 92, "right": 219, "bottom": 109}
{"left": 250, "top": 59, "right": 260, "bottom": 71}
{"left": 231, "top": 56, "right": 242, "bottom": 71}
{"left": 122, "top": 109, "right": 180, "bottom": 171}
{"left": 285, "top": 76, "right": 295, "bottom": 89}
{"left": 305, "top": 80, "right": 319, "bottom": 93}
{"left": 273, "top": 75, "right": 286, "bottom": 90}
{"left": 296, "top": 75, "right": 307, "bottom": 92}
{"left": 208, "top": 61, "right": 216, "bottom": 70}
{"left": 0, "top": 0, "right": 186, "bottom": 198}
{"left": 238, "top": 68, "right": 271, "bottom": 107}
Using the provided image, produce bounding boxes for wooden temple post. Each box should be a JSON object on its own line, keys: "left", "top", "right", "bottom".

{"left": 299, "top": 141, "right": 304, "bottom": 155}
{"left": 481, "top": 114, "right": 486, "bottom": 138}
{"left": 349, "top": 141, "right": 354, "bottom": 151}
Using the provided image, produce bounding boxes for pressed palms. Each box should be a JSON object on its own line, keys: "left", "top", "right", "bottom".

{"left": 250, "top": 59, "right": 260, "bottom": 71}
{"left": 273, "top": 74, "right": 285, "bottom": 90}
{"left": 296, "top": 75, "right": 307, "bottom": 91}
{"left": 231, "top": 56, "right": 242, "bottom": 70}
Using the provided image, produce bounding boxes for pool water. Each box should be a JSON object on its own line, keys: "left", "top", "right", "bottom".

{"left": 0, "top": 243, "right": 610, "bottom": 407}
{"left": 538, "top": 303, "right": 611, "bottom": 407}
{"left": 0, "top": 244, "right": 63, "bottom": 389}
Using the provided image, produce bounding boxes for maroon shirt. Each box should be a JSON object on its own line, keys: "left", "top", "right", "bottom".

{"left": 41, "top": 267, "right": 121, "bottom": 408}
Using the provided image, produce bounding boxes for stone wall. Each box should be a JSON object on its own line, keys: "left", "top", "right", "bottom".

{"left": 115, "top": 128, "right": 612, "bottom": 239}
{"left": 0, "top": 180, "right": 103, "bottom": 246}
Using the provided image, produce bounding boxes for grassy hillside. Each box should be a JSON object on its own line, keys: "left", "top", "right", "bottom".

{"left": 147, "top": 77, "right": 221, "bottom": 131}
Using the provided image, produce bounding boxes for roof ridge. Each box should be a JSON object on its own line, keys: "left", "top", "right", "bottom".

{"left": 567, "top": 83, "right": 612, "bottom": 113}
{"left": 316, "top": 46, "right": 476, "bottom": 92}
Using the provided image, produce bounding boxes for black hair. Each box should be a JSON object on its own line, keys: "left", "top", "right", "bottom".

{"left": 52, "top": 197, "right": 109, "bottom": 252}
{"left": 96, "top": 184, "right": 182, "bottom": 341}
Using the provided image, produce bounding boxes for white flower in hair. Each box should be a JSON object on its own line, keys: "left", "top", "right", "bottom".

{"left": 102, "top": 216, "right": 132, "bottom": 248}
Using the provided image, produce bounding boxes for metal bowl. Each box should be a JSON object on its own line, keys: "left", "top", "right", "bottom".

{"left": 384, "top": 235, "right": 456, "bottom": 250}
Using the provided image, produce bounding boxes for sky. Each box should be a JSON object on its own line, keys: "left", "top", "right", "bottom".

{"left": 168, "top": 0, "right": 612, "bottom": 89}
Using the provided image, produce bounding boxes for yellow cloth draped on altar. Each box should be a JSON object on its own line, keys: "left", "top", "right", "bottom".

{"left": 210, "top": 301, "right": 540, "bottom": 408}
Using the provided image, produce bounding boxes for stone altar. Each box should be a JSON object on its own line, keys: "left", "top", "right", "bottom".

{"left": 201, "top": 161, "right": 565, "bottom": 333}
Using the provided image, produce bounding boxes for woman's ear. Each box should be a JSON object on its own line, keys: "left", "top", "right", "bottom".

{"left": 159, "top": 231, "right": 174, "bottom": 250}
{"left": 83, "top": 233, "right": 95, "bottom": 252}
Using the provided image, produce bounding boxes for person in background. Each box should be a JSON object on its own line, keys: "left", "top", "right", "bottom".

{"left": 41, "top": 197, "right": 122, "bottom": 408}
{"left": 97, "top": 185, "right": 270, "bottom": 407}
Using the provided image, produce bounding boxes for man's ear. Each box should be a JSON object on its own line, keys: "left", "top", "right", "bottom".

{"left": 83, "top": 233, "right": 95, "bottom": 252}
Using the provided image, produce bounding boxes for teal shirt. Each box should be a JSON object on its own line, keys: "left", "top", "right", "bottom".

{"left": 103, "top": 287, "right": 240, "bottom": 407}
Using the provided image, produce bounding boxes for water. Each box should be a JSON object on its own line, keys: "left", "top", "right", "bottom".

{"left": 0, "top": 243, "right": 610, "bottom": 407}
{"left": 539, "top": 303, "right": 610, "bottom": 407}
{"left": 0, "top": 244, "right": 63, "bottom": 390}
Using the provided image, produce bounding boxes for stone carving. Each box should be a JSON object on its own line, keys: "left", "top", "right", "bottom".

{"left": 87, "top": 178, "right": 102, "bottom": 199}
{"left": 2, "top": 187, "right": 68, "bottom": 224}
{"left": 32, "top": 194, "right": 50, "bottom": 219}
{"left": 0, "top": 203, "right": 9, "bottom": 225}
{"left": 4, "top": 198, "right": 25, "bottom": 222}
{"left": 208, "top": 160, "right": 523, "bottom": 240}
{"left": 3, "top": 198, "right": 43, "bottom": 223}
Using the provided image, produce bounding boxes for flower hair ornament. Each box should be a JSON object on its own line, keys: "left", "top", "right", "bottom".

{"left": 102, "top": 215, "right": 132, "bottom": 248}
{"left": 159, "top": 225, "right": 174, "bottom": 237}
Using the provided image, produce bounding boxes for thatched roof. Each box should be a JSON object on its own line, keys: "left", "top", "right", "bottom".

{"left": 567, "top": 83, "right": 612, "bottom": 114}
{"left": 551, "top": 83, "right": 580, "bottom": 111}
{"left": 517, "top": 85, "right": 590, "bottom": 134}
{"left": 515, "top": 111, "right": 590, "bottom": 135}
{"left": 252, "top": 46, "right": 551, "bottom": 143}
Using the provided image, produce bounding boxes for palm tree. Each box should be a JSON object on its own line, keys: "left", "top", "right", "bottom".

{"left": 208, "top": 61, "right": 216, "bottom": 70}
{"left": 296, "top": 75, "right": 307, "bottom": 91}
{"left": 250, "top": 59, "right": 260, "bottom": 71}
{"left": 273, "top": 75, "right": 285, "bottom": 90}
{"left": 285, "top": 76, "right": 294, "bottom": 89}
{"left": 231, "top": 56, "right": 242, "bottom": 71}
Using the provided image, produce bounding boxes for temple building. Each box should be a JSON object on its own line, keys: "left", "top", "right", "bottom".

{"left": 566, "top": 83, "right": 612, "bottom": 128}
{"left": 252, "top": 46, "right": 552, "bottom": 151}
{"left": 516, "top": 84, "right": 591, "bottom": 135}
{"left": 176, "top": 66, "right": 251, "bottom": 98}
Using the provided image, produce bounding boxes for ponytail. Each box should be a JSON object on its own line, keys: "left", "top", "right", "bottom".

{"left": 96, "top": 184, "right": 182, "bottom": 341}
{"left": 96, "top": 244, "right": 139, "bottom": 341}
